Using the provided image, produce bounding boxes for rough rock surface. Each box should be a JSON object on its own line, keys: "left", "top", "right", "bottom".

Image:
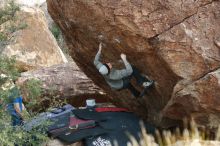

{"left": 47, "top": 0, "right": 220, "bottom": 128}
{"left": 158, "top": 2, "right": 220, "bottom": 127}
{"left": 1, "top": 6, "right": 67, "bottom": 71}
{"left": 18, "top": 63, "right": 105, "bottom": 103}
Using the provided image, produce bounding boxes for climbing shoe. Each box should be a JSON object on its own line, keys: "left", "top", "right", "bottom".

{"left": 139, "top": 80, "right": 154, "bottom": 98}
{"left": 142, "top": 80, "right": 154, "bottom": 88}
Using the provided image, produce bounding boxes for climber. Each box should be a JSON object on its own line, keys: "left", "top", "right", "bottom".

{"left": 94, "top": 43, "right": 154, "bottom": 98}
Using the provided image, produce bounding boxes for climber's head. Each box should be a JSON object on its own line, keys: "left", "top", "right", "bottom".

{"left": 99, "top": 63, "right": 112, "bottom": 75}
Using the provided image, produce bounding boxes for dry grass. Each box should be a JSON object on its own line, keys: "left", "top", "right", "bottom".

{"left": 126, "top": 120, "right": 220, "bottom": 146}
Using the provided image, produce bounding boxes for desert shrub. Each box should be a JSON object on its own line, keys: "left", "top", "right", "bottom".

{"left": 0, "top": 0, "right": 19, "bottom": 25}
{"left": 50, "top": 23, "right": 61, "bottom": 41}
{"left": 23, "top": 79, "right": 42, "bottom": 107}
{"left": 7, "top": 22, "right": 28, "bottom": 33}
{"left": 50, "top": 23, "right": 71, "bottom": 57}
{"left": 0, "top": 0, "right": 28, "bottom": 48}
{"left": 0, "top": 56, "right": 49, "bottom": 145}
{"left": 0, "top": 55, "right": 19, "bottom": 82}
{"left": 0, "top": 32, "right": 7, "bottom": 41}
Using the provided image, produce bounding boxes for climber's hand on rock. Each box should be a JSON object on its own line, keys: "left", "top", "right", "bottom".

{"left": 121, "top": 53, "right": 126, "bottom": 60}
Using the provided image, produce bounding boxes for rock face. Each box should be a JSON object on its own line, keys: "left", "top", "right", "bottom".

{"left": 47, "top": 0, "right": 220, "bottom": 128}
{"left": 1, "top": 6, "right": 67, "bottom": 71}
{"left": 18, "top": 63, "right": 104, "bottom": 102}
{"left": 158, "top": 2, "right": 220, "bottom": 128}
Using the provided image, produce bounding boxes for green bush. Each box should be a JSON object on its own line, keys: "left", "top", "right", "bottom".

{"left": 0, "top": 32, "right": 7, "bottom": 42}
{"left": 25, "top": 79, "right": 42, "bottom": 104}
{"left": 0, "top": 56, "right": 49, "bottom": 145}
{"left": 0, "top": 55, "right": 19, "bottom": 82}
{"left": 49, "top": 23, "right": 71, "bottom": 57}
{"left": 7, "top": 22, "right": 28, "bottom": 33}
{"left": 50, "top": 23, "right": 61, "bottom": 41}
{"left": 0, "top": 0, "right": 19, "bottom": 25}
{"left": 0, "top": 0, "right": 28, "bottom": 47}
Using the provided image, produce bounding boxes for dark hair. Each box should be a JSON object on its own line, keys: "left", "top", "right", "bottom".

{"left": 103, "top": 63, "right": 110, "bottom": 75}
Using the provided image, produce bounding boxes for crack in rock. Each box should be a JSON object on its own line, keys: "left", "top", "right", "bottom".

{"left": 153, "top": 0, "right": 214, "bottom": 38}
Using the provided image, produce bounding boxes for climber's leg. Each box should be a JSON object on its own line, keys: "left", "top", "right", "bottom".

{"left": 122, "top": 77, "right": 140, "bottom": 98}
{"left": 131, "top": 65, "right": 153, "bottom": 86}
{"left": 127, "top": 83, "right": 140, "bottom": 98}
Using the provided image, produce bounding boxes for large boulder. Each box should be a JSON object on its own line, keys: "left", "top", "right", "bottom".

{"left": 158, "top": 2, "right": 220, "bottom": 128}
{"left": 47, "top": 0, "right": 220, "bottom": 128}
{"left": 18, "top": 63, "right": 105, "bottom": 101}
{"left": 0, "top": 5, "right": 67, "bottom": 71}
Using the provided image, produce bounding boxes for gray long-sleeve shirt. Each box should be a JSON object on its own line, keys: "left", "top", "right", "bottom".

{"left": 94, "top": 50, "right": 133, "bottom": 90}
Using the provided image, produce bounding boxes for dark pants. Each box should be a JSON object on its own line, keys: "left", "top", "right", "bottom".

{"left": 122, "top": 66, "right": 149, "bottom": 97}
{"left": 12, "top": 114, "right": 23, "bottom": 126}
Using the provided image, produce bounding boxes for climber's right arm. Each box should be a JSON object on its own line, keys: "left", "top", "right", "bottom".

{"left": 94, "top": 43, "right": 104, "bottom": 70}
